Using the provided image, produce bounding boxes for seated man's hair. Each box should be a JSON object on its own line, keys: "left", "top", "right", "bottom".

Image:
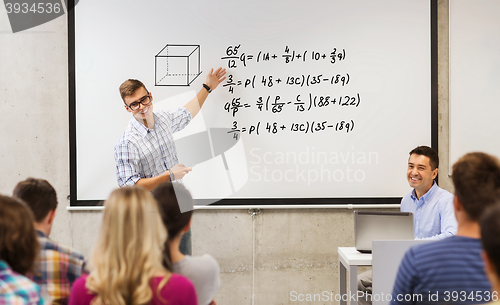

{"left": 452, "top": 152, "right": 500, "bottom": 220}
{"left": 480, "top": 204, "right": 500, "bottom": 278}
{"left": 0, "top": 195, "right": 39, "bottom": 274}
{"left": 13, "top": 177, "right": 57, "bottom": 223}
{"left": 119, "top": 79, "right": 147, "bottom": 100}
{"left": 409, "top": 145, "right": 439, "bottom": 170}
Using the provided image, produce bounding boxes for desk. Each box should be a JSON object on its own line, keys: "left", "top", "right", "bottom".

{"left": 338, "top": 247, "right": 372, "bottom": 305}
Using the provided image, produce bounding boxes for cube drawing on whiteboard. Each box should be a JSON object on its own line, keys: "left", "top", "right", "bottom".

{"left": 155, "top": 44, "right": 202, "bottom": 86}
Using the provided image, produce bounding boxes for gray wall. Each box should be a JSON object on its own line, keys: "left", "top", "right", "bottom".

{"left": 0, "top": 1, "right": 452, "bottom": 304}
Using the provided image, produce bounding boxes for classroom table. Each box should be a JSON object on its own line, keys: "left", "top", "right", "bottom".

{"left": 338, "top": 247, "right": 372, "bottom": 305}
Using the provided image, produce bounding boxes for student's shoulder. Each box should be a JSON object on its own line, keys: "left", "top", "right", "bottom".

{"left": 156, "top": 273, "right": 195, "bottom": 292}
{"left": 39, "top": 240, "right": 85, "bottom": 273}
{"left": 408, "top": 236, "right": 471, "bottom": 260}
{"left": 72, "top": 274, "right": 89, "bottom": 289}
{"left": 198, "top": 254, "right": 220, "bottom": 270}
{"left": 69, "top": 275, "right": 95, "bottom": 304}
{"left": 191, "top": 253, "right": 218, "bottom": 263}
{"left": 151, "top": 274, "right": 196, "bottom": 305}
{"left": 184, "top": 254, "right": 219, "bottom": 272}
{"left": 39, "top": 237, "right": 85, "bottom": 260}
{"left": 169, "top": 272, "right": 193, "bottom": 283}
{"left": 2, "top": 269, "right": 39, "bottom": 290}
{"left": 0, "top": 266, "right": 44, "bottom": 304}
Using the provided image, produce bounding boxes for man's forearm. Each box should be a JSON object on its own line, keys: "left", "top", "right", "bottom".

{"left": 184, "top": 88, "right": 209, "bottom": 118}
{"left": 183, "top": 67, "right": 226, "bottom": 118}
{"left": 135, "top": 173, "right": 170, "bottom": 192}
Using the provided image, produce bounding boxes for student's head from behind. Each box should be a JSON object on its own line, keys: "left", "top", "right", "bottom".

{"left": 452, "top": 152, "right": 500, "bottom": 221}
{"left": 87, "top": 186, "right": 167, "bottom": 305}
{"left": 0, "top": 194, "right": 39, "bottom": 275}
{"left": 480, "top": 204, "right": 500, "bottom": 289}
{"left": 13, "top": 178, "right": 58, "bottom": 235}
{"left": 407, "top": 146, "right": 439, "bottom": 196}
{"left": 152, "top": 182, "right": 193, "bottom": 240}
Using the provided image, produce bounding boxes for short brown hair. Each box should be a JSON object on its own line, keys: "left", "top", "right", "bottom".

{"left": 452, "top": 152, "right": 500, "bottom": 221}
{"left": 480, "top": 204, "right": 500, "bottom": 278}
{"left": 0, "top": 194, "right": 39, "bottom": 275}
{"left": 119, "top": 79, "right": 147, "bottom": 101}
{"left": 409, "top": 146, "right": 439, "bottom": 170}
{"left": 13, "top": 178, "right": 57, "bottom": 222}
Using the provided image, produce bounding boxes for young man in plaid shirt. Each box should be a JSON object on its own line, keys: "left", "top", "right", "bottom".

{"left": 114, "top": 68, "right": 226, "bottom": 190}
{"left": 13, "top": 178, "right": 87, "bottom": 305}
{"left": 114, "top": 68, "right": 226, "bottom": 256}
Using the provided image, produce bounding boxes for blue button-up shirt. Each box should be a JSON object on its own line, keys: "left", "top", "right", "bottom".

{"left": 400, "top": 182, "right": 457, "bottom": 240}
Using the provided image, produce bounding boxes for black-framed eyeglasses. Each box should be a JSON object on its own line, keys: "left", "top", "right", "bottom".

{"left": 126, "top": 93, "right": 152, "bottom": 111}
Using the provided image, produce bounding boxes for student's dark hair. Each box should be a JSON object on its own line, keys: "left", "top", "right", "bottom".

{"left": 152, "top": 182, "right": 193, "bottom": 269}
{"left": 409, "top": 146, "right": 439, "bottom": 170}
{"left": 480, "top": 204, "right": 500, "bottom": 278}
{"left": 0, "top": 194, "right": 39, "bottom": 275}
{"left": 452, "top": 152, "right": 500, "bottom": 221}
{"left": 13, "top": 177, "right": 58, "bottom": 222}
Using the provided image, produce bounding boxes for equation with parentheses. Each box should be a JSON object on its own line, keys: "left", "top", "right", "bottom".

{"left": 227, "top": 119, "right": 355, "bottom": 140}
{"left": 223, "top": 73, "right": 350, "bottom": 94}
{"left": 221, "top": 45, "right": 347, "bottom": 69}
{"left": 224, "top": 93, "right": 361, "bottom": 117}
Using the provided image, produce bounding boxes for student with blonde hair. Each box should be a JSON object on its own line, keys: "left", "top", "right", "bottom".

{"left": 69, "top": 186, "right": 197, "bottom": 305}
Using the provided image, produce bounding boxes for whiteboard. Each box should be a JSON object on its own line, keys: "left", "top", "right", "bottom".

{"left": 449, "top": 0, "right": 500, "bottom": 171}
{"left": 70, "top": 0, "right": 435, "bottom": 205}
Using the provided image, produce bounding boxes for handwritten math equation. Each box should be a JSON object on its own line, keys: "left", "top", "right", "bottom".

{"left": 218, "top": 45, "right": 360, "bottom": 139}
{"left": 223, "top": 73, "right": 350, "bottom": 94}
{"left": 224, "top": 93, "right": 361, "bottom": 117}
{"left": 221, "top": 45, "right": 346, "bottom": 68}
{"left": 228, "top": 120, "right": 355, "bottom": 140}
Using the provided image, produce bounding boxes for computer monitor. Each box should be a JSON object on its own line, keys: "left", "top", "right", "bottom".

{"left": 354, "top": 211, "right": 414, "bottom": 253}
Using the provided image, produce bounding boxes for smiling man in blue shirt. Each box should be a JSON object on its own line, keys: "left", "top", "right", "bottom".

{"left": 390, "top": 152, "right": 500, "bottom": 305}
{"left": 358, "top": 146, "right": 457, "bottom": 304}
{"left": 400, "top": 146, "right": 457, "bottom": 239}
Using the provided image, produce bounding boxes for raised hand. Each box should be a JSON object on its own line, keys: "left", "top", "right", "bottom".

{"left": 205, "top": 67, "right": 227, "bottom": 91}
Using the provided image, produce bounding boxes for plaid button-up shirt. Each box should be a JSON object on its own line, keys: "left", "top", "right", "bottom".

{"left": 27, "top": 231, "right": 87, "bottom": 305}
{"left": 0, "top": 260, "right": 45, "bottom": 305}
{"left": 114, "top": 108, "right": 192, "bottom": 187}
